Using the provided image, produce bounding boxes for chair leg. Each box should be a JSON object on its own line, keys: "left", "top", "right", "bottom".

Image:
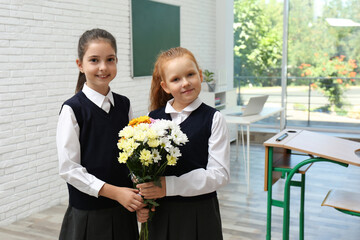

{"left": 299, "top": 174, "right": 305, "bottom": 240}
{"left": 266, "top": 147, "right": 274, "bottom": 240}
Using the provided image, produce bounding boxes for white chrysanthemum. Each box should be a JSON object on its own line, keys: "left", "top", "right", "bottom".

{"left": 170, "top": 128, "right": 189, "bottom": 145}
{"left": 151, "top": 149, "right": 161, "bottom": 163}
{"left": 119, "top": 126, "right": 134, "bottom": 138}
{"left": 159, "top": 137, "right": 172, "bottom": 152}
{"left": 167, "top": 120, "right": 178, "bottom": 129}
{"left": 168, "top": 146, "right": 181, "bottom": 158}
{"left": 151, "top": 121, "right": 168, "bottom": 136}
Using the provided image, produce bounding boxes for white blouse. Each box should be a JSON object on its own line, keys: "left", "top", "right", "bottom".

{"left": 163, "top": 98, "right": 230, "bottom": 197}
{"left": 56, "top": 84, "right": 133, "bottom": 197}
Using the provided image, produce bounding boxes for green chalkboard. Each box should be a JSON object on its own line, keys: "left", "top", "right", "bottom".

{"left": 131, "top": 0, "right": 180, "bottom": 77}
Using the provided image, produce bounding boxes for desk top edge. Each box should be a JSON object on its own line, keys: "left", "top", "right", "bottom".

{"left": 264, "top": 129, "right": 360, "bottom": 166}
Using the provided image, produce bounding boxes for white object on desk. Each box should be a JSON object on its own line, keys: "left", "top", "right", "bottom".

{"left": 223, "top": 107, "right": 284, "bottom": 190}
{"left": 227, "top": 95, "right": 269, "bottom": 117}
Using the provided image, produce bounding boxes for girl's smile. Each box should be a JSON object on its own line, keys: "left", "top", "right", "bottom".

{"left": 182, "top": 88, "right": 194, "bottom": 94}
{"left": 96, "top": 74, "right": 111, "bottom": 80}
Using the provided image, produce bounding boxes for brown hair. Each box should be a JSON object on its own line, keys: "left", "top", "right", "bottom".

{"left": 75, "top": 28, "right": 117, "bottom": 93}
{"left": 149, "top": 47, "right": 201, "bottom": 111}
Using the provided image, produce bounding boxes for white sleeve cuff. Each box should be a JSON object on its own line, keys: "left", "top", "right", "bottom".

{"left": 165, "top": 176, "right": 176, "bottom": 196}
{"left": 91, "top": 179, "right": 106, "bottom": 198}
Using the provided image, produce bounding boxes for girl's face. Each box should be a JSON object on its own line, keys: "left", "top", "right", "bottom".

{"left": 160, "top": 55, "right": 203, "bottom": 111}
{"left": 76, "top": 40, "right": 117, "bottom": 95}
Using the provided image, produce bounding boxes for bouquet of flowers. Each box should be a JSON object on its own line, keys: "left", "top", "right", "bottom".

{"left": 117, "top": 116, "right": 188, "bottom": 240}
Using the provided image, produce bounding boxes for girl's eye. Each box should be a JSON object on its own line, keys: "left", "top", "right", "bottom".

{"left": 108, "top": 57, "right": 116, "bottom": 62}
{"left": 90, "top": 59, "right": 98, "bottom": 63}
{"left": 188, "top": 72, "right": 195, "bottom": 77}
{"left": 172, "top": 78, "right": 180, "bottom": 82}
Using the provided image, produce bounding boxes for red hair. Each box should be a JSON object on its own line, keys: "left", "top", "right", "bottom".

{"left": 149, "top": 47, "right": 201, "bottom": 111}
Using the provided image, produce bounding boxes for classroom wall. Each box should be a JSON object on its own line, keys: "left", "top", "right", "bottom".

{"left": 0, "top": 0, "right": 231, "bottom": 226}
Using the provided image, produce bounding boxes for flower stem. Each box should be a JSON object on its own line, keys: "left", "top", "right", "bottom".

{"left": 139, "top": 222, "right": 148, "bottom": 240}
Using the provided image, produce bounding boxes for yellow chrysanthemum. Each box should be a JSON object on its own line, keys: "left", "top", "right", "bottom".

{"left": 129, "top": 116, "right": 151, "bottom": 127}
{"left": 133, "top": 128, "right": 147, "bottom": 142}
{"left": 118, "top": 152, "right": 128, "bottom": 163}
{"left": 147, "top": 139, "right": 160, "bottom": 148}
{"left": 123, "top": 138, "right": 139, "bottom": 155}
{"left": 166, "top": 154, "right": 177, "bottom": 166}
{"left": 139, "top": 149, "right": 153, "bottom": 166}
{"left": 117, "top": 138, "right": 126, "bottom": 150}
{"left": 119, "top": 126, "right": 134, "bottom": 138}
{"left": 146, "top": 128, "right": 158, "bottom": 139}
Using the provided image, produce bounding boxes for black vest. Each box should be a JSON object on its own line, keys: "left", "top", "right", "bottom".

{"left": 149, "top": 103, "right": 217, "bottom": 201}
{"left": 62, "top": 91, "right": 133, "bottom": 210}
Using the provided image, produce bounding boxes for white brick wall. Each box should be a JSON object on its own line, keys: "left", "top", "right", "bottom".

{"left": 0, "top": 0, "right": 220, "bottom": 226}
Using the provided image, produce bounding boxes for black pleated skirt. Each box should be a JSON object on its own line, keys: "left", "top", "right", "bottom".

{"left": 148, "top": 196, "right": 223, "bottom": 240}
{"left": 59, "top": 205, "right": 139, "bottom": 240}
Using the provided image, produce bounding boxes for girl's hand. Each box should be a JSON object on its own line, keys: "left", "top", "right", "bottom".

{"left": 136, "top": 207, "right": 150, "bottom": 223}
{"left": 136, "top": 177, "right": 166, "bottom": 199}
{"left": 99, "top": 184, "right": 144, "bottom": 212}
{"left": 115, "top": 187, "right": 144, "bottom": 212}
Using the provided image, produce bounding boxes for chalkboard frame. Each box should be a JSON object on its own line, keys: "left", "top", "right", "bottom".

{"left": 130, "top": 0, "right": 180, "bottom": 77}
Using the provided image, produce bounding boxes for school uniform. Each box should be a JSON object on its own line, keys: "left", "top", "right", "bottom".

{"left": 56, "top": 84, "right": 138, "bottom": 240}
{"left": 148, "top": 98, "right": 230, "bottom": 240}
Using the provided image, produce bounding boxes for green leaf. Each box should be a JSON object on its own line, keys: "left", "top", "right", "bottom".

{"left": 144, "top": 199, "right": 160, "bottom": 207}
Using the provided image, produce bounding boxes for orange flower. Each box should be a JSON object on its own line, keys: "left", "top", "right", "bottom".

{"left": 310, "top": 83, "right": 317, "bottom": 89}
{"left": 314, "top": 53, "right": 319, "bottom": 57}
{"left": 305, "top": 69, "right": 312, "bottom": 76}
{"left": 349, "top": 72, "right": 357, "bottom": 78}
{"left": 301, "top": 73, "right": 304, "bottom": 77}
{"left": 322, "top": 67, "right": 326, "bottom": 71}
{"left": 129, "top": 116, "right": 152, "bottom": 127}
{"left": 299, "top": 63, "right": 311, "bottom": 69}
{"left": 335, "top": 65, "right": 344, "bottom": 70}
{"left": 348, "top": 59, "right": 358, "bottom": 69}
{"left": 336, "top": 78, "right": 343, "bottom": 84}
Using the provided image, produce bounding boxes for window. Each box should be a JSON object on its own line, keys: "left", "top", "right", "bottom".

{"left": 234, "top": 0, "right": 360, "bottom": 133}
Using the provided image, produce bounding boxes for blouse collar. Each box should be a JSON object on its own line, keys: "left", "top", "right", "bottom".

{"left": 82, "top": 83, "right": 114, "bottom": 108}
{"left": 165, "top": 97, "right": 202, "bottom": 114}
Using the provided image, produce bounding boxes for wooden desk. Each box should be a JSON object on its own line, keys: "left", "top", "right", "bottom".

{"left": 321, "top": 189, "right": 360, "bottom": 216}
{"left": 223, "top": 107, "right": 284, "bottom": 189}
{"left": 264, "top": 129, "right": 360, "bottom": 240}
